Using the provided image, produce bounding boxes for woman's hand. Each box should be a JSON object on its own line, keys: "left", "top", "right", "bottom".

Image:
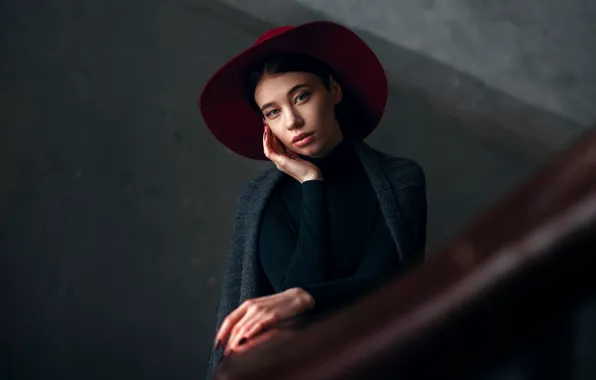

{"left": 226, "top": 324, "right": 295, "bottom": 356}
{"left": 214, "top": 287, "right": 315, "bottom": 355}
{"left": 263, "top": 124, "right": 323, "bottom": 183}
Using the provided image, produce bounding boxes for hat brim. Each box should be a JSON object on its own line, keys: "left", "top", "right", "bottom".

{"left": 199, "top": 21, "right": 388, "bottom": 160}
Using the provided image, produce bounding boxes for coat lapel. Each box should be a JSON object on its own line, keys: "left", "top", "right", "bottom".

{"left": 239, "top": 168, "right": 284, "bottom": 302}
{"left": 352, "top": 139, "right": 408, "bottom": 264}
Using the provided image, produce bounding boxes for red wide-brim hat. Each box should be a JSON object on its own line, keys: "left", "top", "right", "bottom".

{"left": 199, "top": 21, "right": 388, "bottom": 160}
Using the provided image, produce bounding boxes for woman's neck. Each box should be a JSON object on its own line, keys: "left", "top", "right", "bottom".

{"left": 302, "top": 136, "right": 351, "bottom": 168}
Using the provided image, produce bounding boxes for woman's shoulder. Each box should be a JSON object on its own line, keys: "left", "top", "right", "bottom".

{"left": 378, "top": 152, "right": 425, "bottom": 184}
{"left": 234, "top": 167, "right": 281, "bottom": 208}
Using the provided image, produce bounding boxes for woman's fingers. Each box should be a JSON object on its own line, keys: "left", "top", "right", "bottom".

{"left": 240, "top": 317, "right": 271, "bottom": 343}
{"left": 219, "top": 290, "right": 314, "bottom": 355}
{"left": 267, "top": 127, "right": 285, "bottom": 158}
{"left": 226, "top": 311, "right": 257, "bottom": 354}
{"left": 271, "top": 129, "right": 299, "bottom": 159}
{"left": 228, "top": 312, "right": 280, "bottom": 352}
{"left": 272, "top": 132, "right": 286, "bottom": 154}
{"left": 263, "top": 126, "right": 278, "bottom": 159}
{"left": 215, "top": 303, "right": 247, "bottom": 349}
{"left": 227, "top": 313, "right": 266, "bottom": 351}
{"left": 263, "top": 125, "right": 290, "bottom": 166}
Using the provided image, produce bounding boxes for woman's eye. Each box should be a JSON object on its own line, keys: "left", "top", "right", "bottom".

{"left": 266, "top": 109, "right": 280, "bottom": 118}
{"left": 295, "top": 91, "right": 311, "bottom": 103}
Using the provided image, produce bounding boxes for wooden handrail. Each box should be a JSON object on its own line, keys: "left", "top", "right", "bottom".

{"left": 213, "top": 129, "right": 596, "bottom": 380}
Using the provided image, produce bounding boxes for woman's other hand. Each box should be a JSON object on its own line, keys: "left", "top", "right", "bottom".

{"left": 214, "top": 287, "right": 315, "bottom": 355}
{"left": 263, "top": 124, "right": 323, "bottom": 183}
{"left": 227, "top": 326, "right": 294, "bottom": 356}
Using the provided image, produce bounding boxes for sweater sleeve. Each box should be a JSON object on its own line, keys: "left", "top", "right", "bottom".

{"left": 258, "top": 180, "right": 329, "bottom": 291}
{"left": 259, "top": 171, "right": 427, "bottom": 315}
{"left": 302, "top": 182, "right": 427, "bottom": 314}
{"left": 301, "top": 203, "right": 400, "bottom": 313}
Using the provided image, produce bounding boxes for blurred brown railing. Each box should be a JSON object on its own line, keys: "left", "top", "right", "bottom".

{"left": 213, "top": 129, "right": 596, "bottom": 380}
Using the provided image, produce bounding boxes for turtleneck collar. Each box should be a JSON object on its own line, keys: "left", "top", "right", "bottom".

{"left": 300, "top": 137, "right": 356, "bottom": 173}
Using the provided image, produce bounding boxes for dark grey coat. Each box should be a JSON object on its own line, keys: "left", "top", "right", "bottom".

{"left": 205, "top": 139, "right": 427, "bottom": 379}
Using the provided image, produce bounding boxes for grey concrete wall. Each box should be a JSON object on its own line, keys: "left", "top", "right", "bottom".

{"left": 1, "top": 0, "right": 594, "bottom": 379}
{"left": 301, "top": 0, "right": 596, "bottom": 125}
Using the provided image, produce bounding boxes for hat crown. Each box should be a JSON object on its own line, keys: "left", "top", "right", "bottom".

{"left": 254, "top": 25, "right": 294, "bottom": 45}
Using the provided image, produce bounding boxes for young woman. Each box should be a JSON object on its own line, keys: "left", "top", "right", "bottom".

{"left": 200, "top": 21, "right": 427, "bottom": 377}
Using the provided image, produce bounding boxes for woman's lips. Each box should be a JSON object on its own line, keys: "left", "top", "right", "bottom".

{"left": 292, "top": 132, "right": 312, "bottom": 143}
{"left": 293, "top": 133, "right": 314, "bottom": 148}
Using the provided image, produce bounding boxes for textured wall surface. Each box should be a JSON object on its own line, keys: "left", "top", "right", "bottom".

{"left": 1, "top": 0, "right": 594, "bottom": 379}
{"left": 296, "top": 0, "right": 596, "bottom": 124}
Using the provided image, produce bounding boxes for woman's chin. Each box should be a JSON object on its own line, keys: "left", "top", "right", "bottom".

{"left": 295, "top": 144, "right": 322, "bottom": 158}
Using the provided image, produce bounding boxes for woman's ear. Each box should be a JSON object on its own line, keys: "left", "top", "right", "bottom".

{"left": 329, "top": 75, "right": 343, "bottom": 105}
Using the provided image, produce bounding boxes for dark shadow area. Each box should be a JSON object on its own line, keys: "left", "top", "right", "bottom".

{"left": 385, "top": 231, "right": 595, "bottom": 380}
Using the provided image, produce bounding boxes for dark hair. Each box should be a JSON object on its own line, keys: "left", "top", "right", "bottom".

{"left": 244, "top": 53, "right": 354, "bottom": 135}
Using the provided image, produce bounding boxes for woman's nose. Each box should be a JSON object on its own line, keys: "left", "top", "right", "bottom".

{"left": 284, "top": 108, "right": 303, "bottom": 130}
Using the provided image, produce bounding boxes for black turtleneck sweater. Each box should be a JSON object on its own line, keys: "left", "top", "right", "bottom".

{"left": 257, "top": 138, "right": 400, "bottom": 314}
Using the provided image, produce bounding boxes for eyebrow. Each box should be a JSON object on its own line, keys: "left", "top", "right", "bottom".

{"left": 259, "top": 83, "right": 310, "bottom": 112}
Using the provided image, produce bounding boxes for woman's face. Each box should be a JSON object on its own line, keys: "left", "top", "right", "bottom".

{"left": 254, "top": 71, "right": 343, "bottom": 158}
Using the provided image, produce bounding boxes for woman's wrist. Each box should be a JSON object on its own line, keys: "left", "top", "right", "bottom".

{"left": 288, "top": 287, "right": 316, "bottom": 310}
{"left": 300, "top": 169, "right": 323, "bottom": 183}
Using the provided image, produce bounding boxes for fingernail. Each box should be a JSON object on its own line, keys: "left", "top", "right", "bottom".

{"left": 224, "top": 349, "right": 231, "bottom": 356}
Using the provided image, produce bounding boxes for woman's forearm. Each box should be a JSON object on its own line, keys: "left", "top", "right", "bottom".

{"left": 259, "top": 180, "right": 330, "bottom": 291}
